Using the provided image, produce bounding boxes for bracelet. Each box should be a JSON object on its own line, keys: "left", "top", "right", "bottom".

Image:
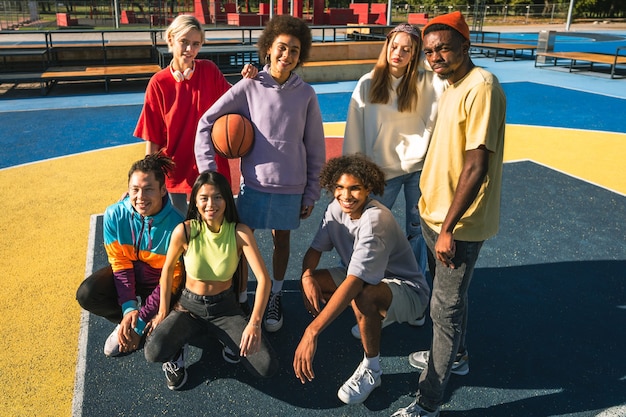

{"left": 248, "top": 323, "right": 260, "bottom": 329}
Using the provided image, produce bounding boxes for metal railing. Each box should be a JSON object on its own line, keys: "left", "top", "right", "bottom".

{"left": 0, "top": 24, "right": 393, "bottom": 46}
{"left": 405, "top": 3, "right": 573, "bottom": 26}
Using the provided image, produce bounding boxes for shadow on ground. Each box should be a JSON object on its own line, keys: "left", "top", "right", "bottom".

{"left": 78, "top": 162, "right": 626, "bottom": 417}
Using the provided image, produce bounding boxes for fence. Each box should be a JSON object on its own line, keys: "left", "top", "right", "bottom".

{"left": 398, "top": 3, "right": 574, "bottom": 26}
{"left": 0, "top": 0, "right": 194, "bottom": 30}
{"left": 0, "top": 1, "right": 613, "bottom": 31}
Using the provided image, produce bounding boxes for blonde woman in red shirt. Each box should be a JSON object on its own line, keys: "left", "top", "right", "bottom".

{"left": 134, "top": 15, "right": 256, "bottom": 214}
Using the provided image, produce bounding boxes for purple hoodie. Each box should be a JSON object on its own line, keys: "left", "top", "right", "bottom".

{"left": 195, "top": 66, "right": 326, "bottom": 207}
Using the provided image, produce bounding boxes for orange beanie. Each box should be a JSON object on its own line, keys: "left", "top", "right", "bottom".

{"left": 422, "top": 11, "right": 470, "bottom": 41}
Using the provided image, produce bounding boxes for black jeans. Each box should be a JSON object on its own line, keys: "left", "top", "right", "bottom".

{"left": 416, "top": 219, "right": 483, "bottom": 409}
{"left": 144, "top": 287, "right": 278, "bottom": 378}
{"left": 76, "top": 265, "right": 155, "bottom": 323}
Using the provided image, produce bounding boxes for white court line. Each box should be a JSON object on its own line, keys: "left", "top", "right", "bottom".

{"left": 504, "top": 158, "right": 626, "bottom": 198}
{"left": 0, "top": 142, "right": 140, "bottom": 172}
{"left": 72, "top": 214, "right": 100, "bottom": 417}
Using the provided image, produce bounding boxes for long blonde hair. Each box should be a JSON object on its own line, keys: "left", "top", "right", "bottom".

{"left": 368, "top": 27, "right": 421, "bottom": 113}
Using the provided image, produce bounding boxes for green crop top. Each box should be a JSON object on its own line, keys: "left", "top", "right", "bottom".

{"left": 184, "top": 219, "right": 239, "bottom": 282}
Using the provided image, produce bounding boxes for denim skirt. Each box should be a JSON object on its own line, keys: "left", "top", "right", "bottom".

{"left": 237, "top": 184, "right": 302, "bottom": 230}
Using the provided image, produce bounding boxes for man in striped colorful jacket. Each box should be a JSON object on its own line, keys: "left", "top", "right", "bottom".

{"left": 76, "top": 153, "right": 184, "bottom": 357}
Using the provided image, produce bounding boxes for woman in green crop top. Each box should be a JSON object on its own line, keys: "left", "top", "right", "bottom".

{"left": 144, "top": 171, "right": 278, "bottom": 390}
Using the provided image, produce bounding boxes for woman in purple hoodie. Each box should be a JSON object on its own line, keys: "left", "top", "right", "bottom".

{"left": 195, "top": 15, "right": 325, "bottom": 334}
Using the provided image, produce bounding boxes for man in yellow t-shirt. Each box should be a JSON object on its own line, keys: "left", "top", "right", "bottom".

{"left": 393, "top": 11, "right": 506, "bottom": 417}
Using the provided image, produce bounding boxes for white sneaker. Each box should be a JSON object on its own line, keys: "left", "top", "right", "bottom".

{"left": 392, "top": 400, "right": 440, "bottom": 417}
{"left": 351, "top": 314, "right": 425, "bottom": 340}
{"left": 408, "top": 350, "right": 469, "bottom": 376}
{"left": 103, "top": 325, "right": 121, "bottom": 357}
{"left": 337, "top": 362, "right": 382, "bottom": 404}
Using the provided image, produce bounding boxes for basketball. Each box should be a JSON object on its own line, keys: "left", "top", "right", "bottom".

{"left": 211, "top": 113, "right": 254, "bottom": 159}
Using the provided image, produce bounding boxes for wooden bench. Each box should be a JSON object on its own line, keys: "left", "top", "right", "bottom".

{"left": 0, "top": 48, "right": 49, "bottom": 71}
{"left": 471, "top": 42, "right": 537, "bottom": 61}
{"left": 534, "top": 48, "right": 626, "bottom": 79}
{"left": 42, "top": 64, "right": 161, "bottom": 91}
{"left": 0, "top": 64, "right": 161, "bottom": 94}
{"left": 0, "top": 71, "right": 49, "bottom": 94}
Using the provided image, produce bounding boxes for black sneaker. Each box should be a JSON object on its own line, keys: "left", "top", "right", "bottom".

{"left": 162, "top": 345, "right": 188, "bottom": 390}
{"left": 221, "top": 341, "right": 241, "bottom": 364}
{"left": 264, "top": 291, "right": 283, "bottom": 332}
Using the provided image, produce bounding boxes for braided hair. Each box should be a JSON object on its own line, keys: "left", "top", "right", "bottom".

{"left": 127, "top": 150, "right": 175, "bottom": 189}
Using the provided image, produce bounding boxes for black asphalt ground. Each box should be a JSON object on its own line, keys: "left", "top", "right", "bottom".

{"left": 78, "top": 160, "right": 626, "bottom": 417}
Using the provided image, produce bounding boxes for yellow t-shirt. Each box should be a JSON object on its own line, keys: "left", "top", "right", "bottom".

{"left": 419, "top": 67, "right": 506, "bottom": 242}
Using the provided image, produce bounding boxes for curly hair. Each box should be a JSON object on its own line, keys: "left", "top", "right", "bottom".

{"left": 319, "top": 154, "right": 386, "bottom": 196}
{"left": 257, "top": 15, "right": 312, "bottom": 66}
{"left": 127, "top": 150, "right": 175, "bottom": 188}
